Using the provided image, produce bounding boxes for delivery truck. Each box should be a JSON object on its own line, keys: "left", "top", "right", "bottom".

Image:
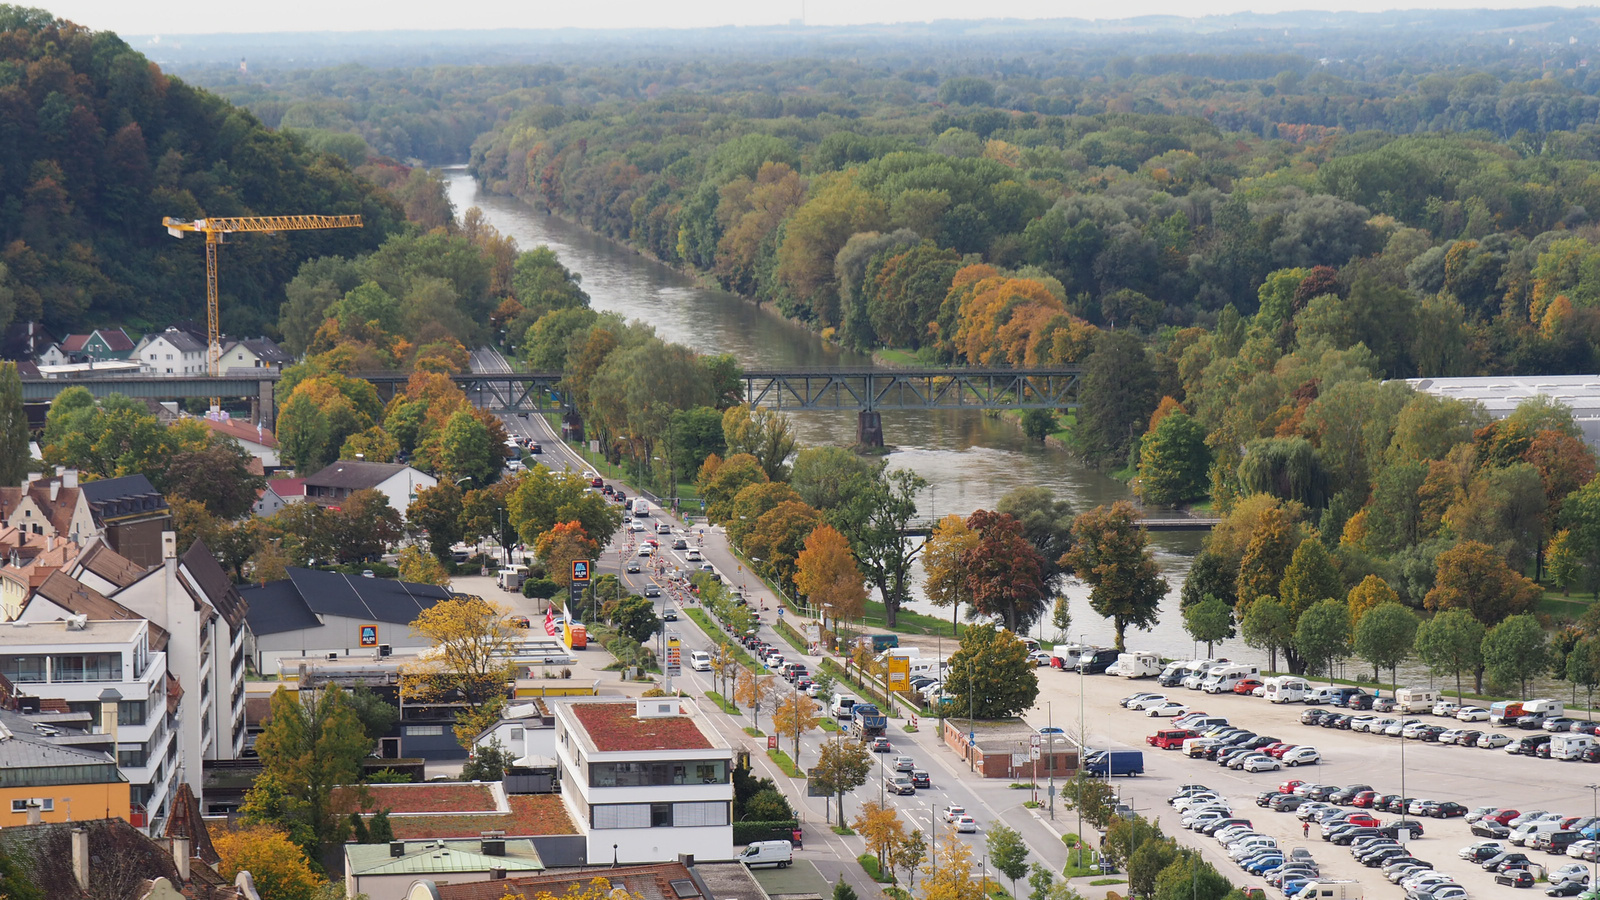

{"left": 1082, "top": 749, "right": 1144, "bottom": 776}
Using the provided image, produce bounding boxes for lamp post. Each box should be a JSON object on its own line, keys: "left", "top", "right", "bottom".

{"left": 1587, "top": 784, "right": 1599, "bottom": 892}
{"left": 1047, "top": 700, "right": 1055, "bottom": 820}
{"left": 1078, "top": 632, "right": 1086, "bottom": 863}
{"left": 968, "top": 655, "right": 976, "bottom": 772}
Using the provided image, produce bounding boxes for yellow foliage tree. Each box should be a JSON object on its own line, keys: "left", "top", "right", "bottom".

{"left": 340, "top": 425, "right": 400, "bottom": 463}
{"left": 213, "top": 825, "right": 321, "bottom": 900}
{"left": 854, "top": 799, "right": 909, "bottom": 872}
{"left": 734, "top": 668, "right": 777, "bottom": 732}
{"left": 1346, "top": 574, "right": 1399, "bottom": 630}
{"left": 919, "top": 825, "right": 985, "bottom": 900}
{"left": 923, "top": 514, "right": 978, "bottom": 632}
{"left": 397, "top": 545, "right": 451, "bottom": 586}
{"left": 402, "top": 595, "right": 517, "bottom": 747}
{"left": 772, "top": 690, "right": 821, "bottom": 766}
{"left": 795, "top": 524, "right": 866, "bottom": 630}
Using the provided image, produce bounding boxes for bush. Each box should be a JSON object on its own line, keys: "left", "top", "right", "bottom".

{"left": 732, "top": 820, "right": 799, "bottom": 844}
{"left": 859, "top": 853, "right": 896, "bottom": 884}
{"left": 523, "top": 577, "right": 560, "bottom": 598}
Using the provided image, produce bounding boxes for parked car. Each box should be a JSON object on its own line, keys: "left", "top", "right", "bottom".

{"left": 1479, "top": 732, "right": 1513, "bottom": 749}
{"left": 1458, "top": 706, "right": 1492, "bottom": 722}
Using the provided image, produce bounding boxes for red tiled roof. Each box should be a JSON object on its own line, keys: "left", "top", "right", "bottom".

{"left": 96, "top": 329, "right": 135, "bottom": 352}
{"left": 437, "top": 863, "right": 693, "bottom": 900}
{"left": 267, "top": 477, "right": 306, "bottom": 498}
{"left": 60, "top": 335, "right": 90, "bottom": 353}
{"left": 571, "top": 702, "right": 712, "bottom": 752}
{"left": 192, "top": 416, "right": 279, "bottom": 450}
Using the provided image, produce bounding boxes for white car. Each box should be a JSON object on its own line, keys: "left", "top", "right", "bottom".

{"left": 1147, "top": 702, "right": 1190, "bottom": 717}
{"left": 1349, "top": 716, "right": 1379, "bottom": 733}
{"left": 689, "top": 651, "right": 711, "bottom": 672}
{"left": 1433, "top": 700, "right": 1461, "bottom": 717}
{"left": 1282, "top": 746, "right": 1321, "bottom": 766}
{"left": 637, "top": 545, "right": 653, "bottom": 556}
{"left": 943, "top": 805, "right": 966, "bottom": 823}
{"left": 1457, "top": 706, "right": 1491, "bottom": 722}
{"left": 1568, "top": 840, "right": 1600, "bottom": 860}
{"left": 1243, "top": 755, "right": 1282, "bottom": 772}
{"left": 1477, "top": 732, "right": 1511, "bottom": 749}
{"left": 955, "top": 815, "right": 978, "bottom": 833}
{"left": 1129, "top": 695, "right": 1170, "bottom": 710}
{"left": 1029, "top": 650, "right": 1055, "bottom": 666}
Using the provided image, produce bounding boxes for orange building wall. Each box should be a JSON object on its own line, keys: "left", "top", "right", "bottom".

{"left": 0, "top": 781, "right": 132, "bottom": 826}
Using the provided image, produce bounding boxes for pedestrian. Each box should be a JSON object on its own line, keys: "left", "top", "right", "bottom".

{"left": 1302, "top": 820, "right": 1309, "bottom": 838}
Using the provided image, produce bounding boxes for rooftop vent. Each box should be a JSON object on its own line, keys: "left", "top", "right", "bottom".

{"left": 389, "top": 841, "right": 406, "bottom": 858}
{"left": 635, "top": 698, "right": 680, "bottom": 719}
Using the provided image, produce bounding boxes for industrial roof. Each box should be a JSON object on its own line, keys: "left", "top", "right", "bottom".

{"left": 1408, "top": 374, "right": 1600, "bottom": 444}
{"left": 240, "top": 568, "right": 454, "bottom": 636}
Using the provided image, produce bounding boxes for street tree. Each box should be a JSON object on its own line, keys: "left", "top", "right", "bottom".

{"left": 402, "top": 595, "right": 517, "bottom": 747}
{"left": 397, "top": 546, "right": 451, "bottom": 586}
{"left": 1413, "top": 607, "right": 1488, "bottom": 698}
{"left": 613, "top": 595, "right": 660, "bottom": 644}
{"left": 1294, "top": 598, "right": 1351, "bottom": 679}
{"left": 1103, "top": 815, "right": 1163, "bottom": 872}
{"left": 1566, "top": 637, "right": 1600, "bottom": 718}
{"left": 893, "top": 829, "right": 928, "bottom": 888}
{"left": 987, "top": 823, "right": 1031, "bottom": 898}
{"left": 1061, "top": 773, "right": 1117, "bottom": 830}
{"left": 920, "top": 826, "right": 986, "bottom": 900}
{"left": 1483, "top": 614, "right": 1550, "bottom": 698}
{"left": 1062, "top": 501, "right": 1167, "bottom": 651}
{"left": 943, "top": 624, "right": 1038, "bottom": 719}
{"left": 711, "top": 643, "right": 740, "bottom": 704}
{"left": 962, "top": 510, "right": 1050, "bottom": 633}
{"left": 509, "top": 463, "right": 623, "bottom": 548}
{"left": 735, "top": 669, "right": 778, "bottom": 732}
{"left": 1182, "top": 595, "right": 1234, "bottom": 657}
{"left": 1352, "top": 601, "right": 1418, "bottom": 687}
{"left": 1051, "top": 596, "right": 1072, "bottom": 642}
{"left": 813, "top": 738, "right": 873, "bottom": 825}
{"left": 772, "top": 690, "right": 822, "bottom": 767}
{"left": 459, "top": 473, "right": 522, "bottom": 550}
{"left": 1424, "top": 540, "right": 1540, "bottom": 624}
{"left": 924, "top": 514, "right": 979, "bottom": 633}
{"left": 242, "top": 686, "right": 372, "bottom": 865}
{"left": 794, "top": 523, "right": 867, "bottom": 631}
{"left": 854, "top": 800, "right": 908, "bottom": 873}
{"left": 997, "top": 486, "right": 1076, "bottom": 591}
{"left": 743, "top": 500, "right": 822, "bottom": 593}
{"left": 835, "top": 467, "right": 928, "bottom": 628}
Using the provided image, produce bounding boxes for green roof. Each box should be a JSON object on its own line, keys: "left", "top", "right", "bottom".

{"left": 345, "top": 839, "right": 544, "bottom": 876}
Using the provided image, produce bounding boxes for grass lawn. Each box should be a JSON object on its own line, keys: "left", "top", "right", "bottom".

{"left": 832, "top": 824, "right": 855, "bottom": 835}
{"left": 872, "top": 348, "right": 919, "bottom": 367}
{"left": 767, "top": 748, "right": 803, "bottom": 777}
{"left": 860, "top": 599, "right": 965, "bottom": 638}
{"left": 743, "top": 726, "right": 765, "bottom": 737}
{"left": 702, "top": 690, "right": 741, "bottom": 716}
{"left": 1062, "top": 845, "right": 1099, "bottom": 879}
{"left": 820, "top": 719, "right": 840, "bottom": 732}
{"left": 1537, "top": 589, "right": 1594, "bottom": 621}
{"left": 858, "top": 853, "right": 897, "bottom": 884}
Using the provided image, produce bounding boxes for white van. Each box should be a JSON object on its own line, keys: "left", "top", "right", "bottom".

{"left": 739, "top": 840, "right": 793, "bottom": 868}
{"left": 1263, "top": 677, "right": 1310, "bottom": 704}
{"left": 1294, "top": 881, "right": 1362, "bottom": 900}
{"left": 1551, "top": 733, "right": 1595, "bottom": 760}
{"left": 1201, "top": 664, "right": 1260, "bottom": 694}
{"left": 632, "top": 498, "right": 650, "bottom": 518}
{"left": 831, "top": 693, "right": 857, "bottom": 720}
{"left": 1306, "top": 686, "right": 1341, "bottom": 706}
{"left": 1512, "top": 821, "right": 1561, "bottom": 847}
{"left": 689, "top": 650, "right": 712, "bottom": 672}
{"left": 1394, "top": 688, "right": 1440, "bottom": 713}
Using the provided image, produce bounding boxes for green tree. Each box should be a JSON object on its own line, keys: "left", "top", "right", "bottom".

{"left": 1077, "top": 330, "right": 1159, "bottom": 467}
{"left": 243, "top": 685, "right": 373, "bottom": 863}
{"left": 834, "top": 467, "right": 927, "bottom": 627}
{"left": 668, "top": 406, "right": 727, "bottom": 480}
{"left": 722, "top": 404, "right": 798, "bottom": 481}
{"left": 987, "top": 824, "right": 1031, "bottom": 898}
{"left": 1413, "top": 607, "right": 1488, "bottom": 698}
{"left": 943, "top": 623, "right": 1039, "bottom": 719}
{"left": 1128, "top": 838, "right": 1180, "bottom": 900}
{"left": 997, "top": 486, "right": 1077, "bottom": 592}
{"left": 1153, "top": 851, "right": 1234, "bottom": 900}
{"left": 1352, "top": 601, "right": 1418, "bottom": 687}
{"left": 0, "top": 842, "right": 43, "bottom": 900}
{"left": 790, "top": 446, "right": 881, "bottom": 512}
{"left": 1294, "top": 598, "right": 1351, "bottom": 679}
{"left": 1563, "top": 477, "right": 1600, "bottom": 596}
{"left": 437, "top": 408, "right": 498, "bottom": 487}
{"left": 1021, "top": 408, "right": 1058, "bottom": 441}
{"left": 1061, "top": 501, "right": 1168, "bottom": 651}
{"left": 813, "top": 738, "right": 873, "bottom": 825}
{"left": 1051, "top": 596, "right": 1073, "bottom": 642}
{"left": 407, "top": 481, "right": 464, "bottom": 562}
{"left": 1135, "top": 411, "right": 1211, "bottom": 506}
{"left": 1180, "top": 551, "right": 1238, "bottom": 609}
{"left": 461, "top": 739, "right": 515, "bottom": 782}
{"left": 613, "top": 595, "right": 661, "bottom": 644}
{"left": 1278, "top": 537, "right": 1341, "bottom": 617}
{"left": 1566, "top": 637, "right": 1600, "bottom": 718}
{"left": 1482, "top": 614, "right": 1550, "bottom": 698}
{"left": 1548, "top": 529, "right": 1583, "bottom": 596}
{"left": 508, "top": 463, "right": 624, "bottom": 548}
{"left": 0, "top": 362, "right": 28, "bottom": 487}
{"left": 1182, "top": 595, "right": 1235, "bottom": 657}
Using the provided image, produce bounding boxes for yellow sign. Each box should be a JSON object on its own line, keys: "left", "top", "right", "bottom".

{"left": 886, "top": 655, "right": 912, "bottom": 693}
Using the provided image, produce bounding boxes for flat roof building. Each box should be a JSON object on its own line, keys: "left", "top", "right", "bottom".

{"left": 1408, "top": 374, "right": 1600, "bottom": 446}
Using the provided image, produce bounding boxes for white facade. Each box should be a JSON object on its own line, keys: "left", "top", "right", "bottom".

{"left": 0, "top": 619, "right": 178, "bottom": 830}
{"left": 553, "top": 698, "right": 734, "bottom": 864}
{"left": 133, "top": 331, "right": 206, "bottom": 376}
{"left": 476, "top": 703, "right": 557, "bottom": 762}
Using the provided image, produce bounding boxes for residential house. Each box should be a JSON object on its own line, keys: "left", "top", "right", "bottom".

{"left": 134, "top": 327, "right": 209, "bottom": 376}
{"left": 252, "top": 477, "right": 305, "bottom": 517}
{"left": 240, "top": 567, "right": 454, "bottom": 674}
{"left": 346, "top": 838, "right": 544, "bottom": 899}
{"left": 189, "top": 416, "right": 280, "bottom": 469}
{"left": 79, "top": 474, "right": 171, "bottom": 567}
{"left": 302, "top": 460, "right": 436, "bottom": 520}
{"left": 0, "top": 705, "right": 128, "bottom": 827}
{"left": 552, "top": 698, "right": 734, "bottom": 863}
{"left": 475, "top": 701, "right": 556, "bottom": 764}
{"left": 1, "top": 320, "right": 56, "bottom": 363}
{"left": 1, "top": 469, "right": 96, "bottom": 542}
{"left": 50, "top": 329, "right": 139, "bottom": 364}
{"left": 217, "top": 336, "right": 291, "bottom": 373}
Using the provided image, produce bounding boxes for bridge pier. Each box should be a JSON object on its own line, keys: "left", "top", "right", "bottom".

{"left": 856, "top": 410, "right": 884, "bottom": 448}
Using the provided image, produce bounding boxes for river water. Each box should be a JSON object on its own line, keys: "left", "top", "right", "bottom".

{"left": 446, "top": 168, "right": 1363, "bottom": 672}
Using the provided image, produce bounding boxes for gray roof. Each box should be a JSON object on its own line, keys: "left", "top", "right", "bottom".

{"left": 183, "top": 539, "right": 248, "bottom": 631}
{"left": 1407, "top": 374, "right": 1600, "bottom": 447}
{"left": 150, "top": 327, "right": 206, "bottom": 353}
{"left": 305, "top": 460, "right": 411, "bottom": 491}
{"left": 241, "top": 568, "right": 455, "bottom": 636}
{"left": 0, "top": 709, "right": 123, "bottom": 788}
{"left": 346, "top": 839, "right": 543, "bottom": 876}
{"left": 231, "top": 337, "right": 292, "bottom": 364}
{"left": 79, "top": 475, "right": 168, "bottom": 521}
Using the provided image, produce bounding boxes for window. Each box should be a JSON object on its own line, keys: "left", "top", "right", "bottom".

{"left": 11, "top": 799, "right": 53, "bottom": 812}
{"left": 0, "top": 656, "right": 45, "bottom": 683}
{"left": 651, "top": 803, "right": 672, "bottom": 828}
{"left": 118, "top": 746, "right": 149, "bottom": 767}
{"left": 119, "top": 699, "right": 148, "bottom": 726}
{"left": 590, "top": 759, "right": 728, "bottom": 787}
{"left": 51, "top": 653, "right": 122, "bottom": 682}
{"left": 405, "top": 725, "right": 444, "bottom": 736}
{"left": 673, "top": 802, "right": 729, "bottom": 827}
{"left": 510, "top": 727, "right": 525, "bottom": 740}
{"left": 591, "top": 802, "right": 729, "bottom": 829}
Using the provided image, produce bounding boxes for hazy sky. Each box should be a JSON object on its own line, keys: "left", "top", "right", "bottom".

{"left": 40, "top": 0, "right": 1594, "bottom": 35}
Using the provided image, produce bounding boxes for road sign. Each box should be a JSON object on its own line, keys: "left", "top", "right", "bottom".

{"left": 666, "top": 633, "right": 681, "bottom": 677}
{"left": 1030, "top": 745, "right": 1042, "bottom": 760}
{"left": 571, "top": 559, "right": 591, "bottom": 583}
{"left": 1030, "top": 734, "right": 1042, "bottom": 747}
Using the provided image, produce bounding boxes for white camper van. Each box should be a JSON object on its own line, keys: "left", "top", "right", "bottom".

{"left": 1394, "top": 688, "right": 1440, "bottom": 713}
{"left": 1201, "top": 663, "right": 1260, "bottom": 694}
{"left": 1262, "top": 676, "right": 1310, "bottom": 703}
{"left": 1117, "top": 651, "right": 1162, "bottom": 678}
{"left": 1551, "top": 733, "right": 1596, "bottom": 760}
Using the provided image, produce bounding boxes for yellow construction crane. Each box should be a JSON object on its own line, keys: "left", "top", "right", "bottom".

{"left": 162, "top": 214, "right": 363, "bottom": 406}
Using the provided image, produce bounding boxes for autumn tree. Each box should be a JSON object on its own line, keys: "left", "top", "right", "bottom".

{"left": 735, "top": 669, "right": 778, "bottom": 732}
{"left": 1413, "top": 607, "right": 1488, "bottom": 698}
{"left": 924, "top": 514, "right": 979, "bottom": 633}
{"left": 536, "top": 520, "right": 600, "bottom": 588}
{"left": 508, "top": 463, "right": 623, "bottom": 548}
{"left": 323, "top": 488, "right": 403, "bottom": 564}
{"left": 213, "top": 825, "right": 321, "bottom": 900}
{"left": 962, "top": 510, "right": 1050, "bottom": 633}
{"left": 854, "top": 800, "right": 909, "bottom": 873}
{"left": 701, "top": 453, "right": 771, "bottom": 523}
{"left": 397, "top": 545, "right": 451, "bottom": 586}
{"left": 402, "top": 595, "right": 517, "bottom": 747}
{"left": 722, "top": 404, "right": 798, "bottom": 481}
{"left": 795, "top": 523, "right": 867, "bottom": 631}
{"left": 1424, "top": 539, "right": 1539, "bottom": 625}
{"left": 1352, "top": 602, "right": 1417, "bottom": 687}
{"left": 814, "top": 738, "right": 873, "bottom": 824}
{"left": 920, "top": 825, "right": 986, "bottom": 900}
{"left": 743, "top": 500, "right": 822, "bottom": 593}
{"left": 243, "top": 686, "right": 372, "bottom": 865}
{"left": 1234, "top": 506, "right": 1300, "bottom": 611}
{"left": 943, "top": 624, "right": 1039, "bottom": 719}
{"left": 1345, "top": 575, "right": 1399, "bottom": 629}
{"left": 1062, "top": 502, "right": 1167, "bottom": 651}
{"left": 772, "top": 690, "right": 821, "bottom": 767}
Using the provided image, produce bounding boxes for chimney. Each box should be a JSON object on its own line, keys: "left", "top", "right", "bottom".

{"left": 25, "top": 801, "right": 41, "bottom": 825}
{"left": 491, "top": 867, "right": 508, "bottom": 880}
{"left": 172, "top": 836, "right": 190, "bottom": 881}
{"left": 71, "top": 827, "right": 89, "bottom": 891}
{"left": 389, "top": 841, "right": 406, "bottom": 858}
{"left": 99, "top": 688, "right": 121, "bottom": 741}
{"left": 46, "top": 535, "right": 54, "bottom": 553}
{"left": 63, "top": 470, "right": 77, "bottom": 489}
{"left": 162, "top": 531, "right": 177, "bottom": 561}
{"left": 49, "top": 480, "right": 59, "bottom": 502}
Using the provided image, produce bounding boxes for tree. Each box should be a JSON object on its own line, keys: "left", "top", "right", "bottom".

{"left": 397, "top": 546, "right": 451, "bottom": 586}
{"left": 789, "top": 446, "right": 882, "bottom": 512}
{"left": 243, "top": 686, "right": 372, "bottom": 865}
{"left": 535, "top": 520, "right": 600, "bottom": 588}
{"left": 920, "top": 824, "right": 986, "bottom": 900}
{"left": 943, "top": 624, "right": 1039, "bottom": 719}
{"left": 725, "top": 482, "right": 805, "bottom": 548}
{"left": 813, "top": 738, "right": 873, "bottom": 824}
{"left": 893, "top": 829, "right": 928, "bottom": 888}
{"left": 1278, "top": 537, "right": 1342, "bottom": 619}
{"left": 835, "top": 467, "right": 927, "bottom": 627}
{"left": 401, "top": 595, "right": 517, "bottom": 747}
{"left": 1352, "top": 602, "right": 1418, "bottom": 687}
{"left": 1413, "top": 607, "right": 1488, "bottom": 698}
{"left": 794, "top": 523, "right": 867, "bottom": 631}
{"left": 1234, "top": 506, "right": 1300, "bottom": 611}
{"left": 997, "top": 486, "right": 1076, "bottom": 591}
{"left": 1424, "top": 540, "right": 1539, "bottom": 625}
{"left": 1482, "top": 614, "right": 1549, "bottom": 698}
{"left": 436, "top": 407, "right": 500, "bottom": 487}
{"left": 1128, "top": 838, "right": 1179, "bottom": 900}
{"left": 924, "top": 514, "right": 979, "bottom": 632}
{"left": 1180, "top": 551, "right": 1238, "bottom": 610}
{"left": 834, "top": 883, "right": 859, "bottom": 900}
{"left": 1345, "top": 575, "right": 1399, "bottom": 630}
{"left": 1182, "top": 596, "right": 1234, "bottom": 656}
{"left": 772, "top": 690, "right": 821, "bottom": 767}
{"left": 213, "top": 825, "right": 321, "bottom": 900}
{"left": 462, "top": 739, "right": 515, "bottom": 782}
{"left": 1021, "top": 408, "right": 1058, "bottom": 440}
{"left": 962, "top": 510, "right": 1050, "bottom": 633}
{"left": 508, "top": 463, "right": 623, "bottom": 548}
{"left": 1294, "top": 598, "right": 1351, "bottom": 679}
{"left": 701, "top": 453, "right": 770, "bottom": 524}
{"left": 722, "top": 405, "right": 798, "bottom": 481}
{"left": 987, "top": 823, "right": 1031, "bottom": 898}
{"left": 1563, "top": 477, "right": 1600, "bottom": 596}
{"left": 1077, "top": 330, "right": 1159, "bottom": 467}
{"left": 1135, "top": 411, "right": 1211, "bottom": 506}
{"left": 1567, "top": 637, "right": 1600, "bottom": 718}
{"left": 1241, "top": 596, "right": 1293, "bottom": 673}
{"left": 735, "top": 669, "right": 778, "bottom": 732}
{"left": 407, "top": 481, "right": 464, "bottom": 562}
{"left": 744, "top": 500, "right": 822, "bottom": 593}
{"left": 613, "top": 595, "right": 661, "bottom": 644}
{"left": 1548, "top": 529, "right": 1583, "bottom": 596}
{"left": 1051, "top": 597, "right": 1073, "bottom": 642}
{"left": 1153, "top": 851, "right": 1234, "bottom": 900}
{"left": 323, "top": 489, "right": 403, "bottom": 564}
{"left": 1062, "top": 502, "right": 1168, "bottom": 651}
{"left": 854, "top": 800, "right": 908, "bottom": 872}
{"left": 1061, "top": 772, "right": 1118, "bottom": 830}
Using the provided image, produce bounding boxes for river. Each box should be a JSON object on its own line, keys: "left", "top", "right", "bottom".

{"left": 446, "top": 168, "right": 1358, "bottom": 672}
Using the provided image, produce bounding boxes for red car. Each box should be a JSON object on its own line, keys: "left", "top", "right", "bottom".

{"left": 1487, "top": 809, "right": 1521, "bottom": 826}
{"left": 1234, "top": 679, "right": 1265, "bottom": 695}
{"left": 590, "top": 476, "right": 603, "bottom": 488}
{"left": 1147, "top": 729, "right": 1197, "bottom": 749}
{"left": 1351, "top": 791, "right": 1379, "bottom": 808}
{"left": 1265, "top": 743, "right": 1297, "bottom": 759}
{"left": 1279, "top": 779, "right": 1306, "bottom": 795}
{"left": 1344, "top": 813, "right": 1382, "bottom": 828}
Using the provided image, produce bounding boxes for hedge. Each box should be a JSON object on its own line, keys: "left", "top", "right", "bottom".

{"left": 733, "top": 820, "right": 800, "bottom": 844}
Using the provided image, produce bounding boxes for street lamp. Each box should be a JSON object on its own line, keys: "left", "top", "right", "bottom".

{"left": 1587, "top": 784, "right": 1599, "bottom": 891}
{"left": 1078, "top": 632, "right": 1086, "bottom": 863}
